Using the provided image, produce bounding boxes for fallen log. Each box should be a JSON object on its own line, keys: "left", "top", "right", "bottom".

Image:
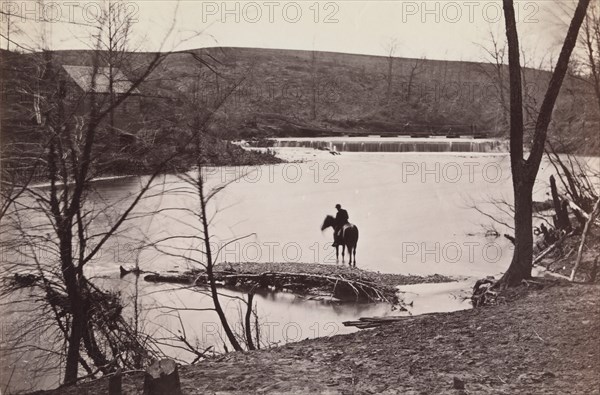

{"left": 144, "top": 273, "right": 193, "bottom": 284}
{"left": 567, "top": 200, "right": 589, "bottom": 220}
{"left": 120, "top": 265, "right": 143, "bottom": 277}
{"left": 570, "top": 198, "right": 600, "bottom": 281}
{"left": 565, "top": 199, "right": 600, "bottom": 226}
{"left": 345, "top": 322, "right": 384, "bottom": 329}
{"left": 343, "top": 315, "right": 422, "bottom": 329}
{"left": 532, "top": 230, "right": 576, "bottom": 265}
{"left": 357, "top": 316, "right": 409, "bottom": 322}
{"left": 343, "top": 310, "right": 453, "bottom": 329}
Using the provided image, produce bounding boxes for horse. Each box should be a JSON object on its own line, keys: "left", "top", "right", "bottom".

{"left": 321, "top": 215, "right": 359, "bottom": 266}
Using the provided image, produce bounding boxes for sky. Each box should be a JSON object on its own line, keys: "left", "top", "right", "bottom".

{"left": 0, "top": 0, "right": 581, "bottom": 65}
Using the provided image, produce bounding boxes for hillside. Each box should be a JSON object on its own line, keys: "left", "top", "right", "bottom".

{"left": 3, "top": 47, "right": 599, "bottom": 153}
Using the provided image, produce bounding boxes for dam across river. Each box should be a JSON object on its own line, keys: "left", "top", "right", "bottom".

{"left": 273, "top": 137, "right": 508, "bottom": 153}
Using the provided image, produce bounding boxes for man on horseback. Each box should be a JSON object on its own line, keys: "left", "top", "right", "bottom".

{"left": 332, "top": 204, "right": 349, "bottom": 247}
{"left": 321, "top": 207, "right": 359, "bottom": 266}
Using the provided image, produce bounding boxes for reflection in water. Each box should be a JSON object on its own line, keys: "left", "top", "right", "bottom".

{"left": 397, "top": 280, "right": 473, "bottom": 315}
{"left": 93, "top": 275, "right": 469, "bottom": 362}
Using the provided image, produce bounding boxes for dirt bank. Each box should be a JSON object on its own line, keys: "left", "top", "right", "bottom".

{"left": 42, "top": 281, "right": 599, "bottom": 394}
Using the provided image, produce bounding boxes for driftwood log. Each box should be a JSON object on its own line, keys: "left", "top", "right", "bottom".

{"left": 343, "top": 313, "right": 439, "bottom": 329}
{"left": 119, "top": 265, "right": 144, "bottom": 277}
{"left": 143, "top": 359, "right": 182, "bottom": 395}
{"left": 533, "top": 230, "right": 576, "bottom": 265}
{"left": 570, "top": 198, "right": 600, "bottom": 281}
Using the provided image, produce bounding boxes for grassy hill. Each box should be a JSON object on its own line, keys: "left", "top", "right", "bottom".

{"left": 3, "top": 47, "right": 599, "bottom": 154}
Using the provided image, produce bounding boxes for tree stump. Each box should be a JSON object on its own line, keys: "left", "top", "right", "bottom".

{"left": 550, "top": 175, "right": 571, "bottom": 232}
{"left": 108, "top": 368, "right": 122, "bottom": 395}
{"left": 143, "top": 359, "right": 182, "bottom": 395}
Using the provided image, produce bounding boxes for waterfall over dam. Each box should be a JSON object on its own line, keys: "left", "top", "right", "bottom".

{"left": 274, "top": 137, "right": 508, "bottom": 153}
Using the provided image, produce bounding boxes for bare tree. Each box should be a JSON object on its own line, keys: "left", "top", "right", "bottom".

{"left": 556, "top": 0, "right": 600, "bottom": 112}
{"left": 581, "top": 1, "right": 600, "bottom": 111}
{"left": 147, "top": 68, "right": 258, "bottom": 353}
{"left": 383, "top": 38, "right": 398, "bottom": 104}
{"left": 1, "top": 56, "right": 167, "bottom": 386}
{"left": 0, "top": 3, "right": 194, "bottom": 385}
{"left": 94, "top": 0, "right": 136, "bottom": 133}
{"left": 0, "top": 2, "right": 23, "bottom": 51}
{"left": 404, "top": 57, "right": 425, "bottom": 103}
{"left": 500, "top": 0, "right": 591, "bottom": 286}
{"left": 311, "top": 50, "right": 318, "bottom": 120}
{"left": 477, "top": 29, "right": 510, "bottom": 131}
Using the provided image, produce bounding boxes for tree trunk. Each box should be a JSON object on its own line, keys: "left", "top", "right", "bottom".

{"left": 64, "top": 305, "right": 84, "bottom": 384}
{"left": 245, "top": 292, "right": 256, "bottom": 351}
{"left": 501, "top": 181, "right": 534, "bottom": 285}
{"left": 60, "top": 225, "right": 84, "bottom": 384}
{"left": 500, "top": 0, "right": 591, "bottom": 286}
{"left": 197, "top": 165, "right": 243, "bottom": 352}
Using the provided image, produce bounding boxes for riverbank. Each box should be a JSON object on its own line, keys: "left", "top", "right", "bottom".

{"left": 6, "top": 135, "right": 284, "bottom": 184}
{"left": 41, "top": 280, "right": 599, "bottom": 394}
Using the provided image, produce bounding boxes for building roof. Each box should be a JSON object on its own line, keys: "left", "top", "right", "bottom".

{"left": 62, "top": 65, "right": 140, "bottom": 94}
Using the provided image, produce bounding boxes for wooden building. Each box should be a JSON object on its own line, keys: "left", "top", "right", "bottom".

{"left": 61, "top": 65, "right": 142, "bottom": 132}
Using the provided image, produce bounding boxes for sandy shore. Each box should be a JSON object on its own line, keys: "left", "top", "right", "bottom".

{"left": 40, "top": 281, "right": 599, "bottom": 394}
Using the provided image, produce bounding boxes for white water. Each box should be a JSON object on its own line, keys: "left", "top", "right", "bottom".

{"left": 274, "top": 136, "right": 508, "bottom": 153}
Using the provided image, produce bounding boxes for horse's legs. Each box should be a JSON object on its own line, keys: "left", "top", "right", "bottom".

{"left": 335, "top": 245, "right": 339, "bottom": 263}
{"left": 341, "top": 244, "right": 346, "bottom": 263}
{"left": 353, "top": 245, "right": 357, "bottom": 267}
{"left": 348, "top": 246, "right": 353, "bottom": 266}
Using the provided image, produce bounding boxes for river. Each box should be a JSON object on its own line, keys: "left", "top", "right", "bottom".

{"left": 3, "top": 138, "right": 594, "bottom": 392}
